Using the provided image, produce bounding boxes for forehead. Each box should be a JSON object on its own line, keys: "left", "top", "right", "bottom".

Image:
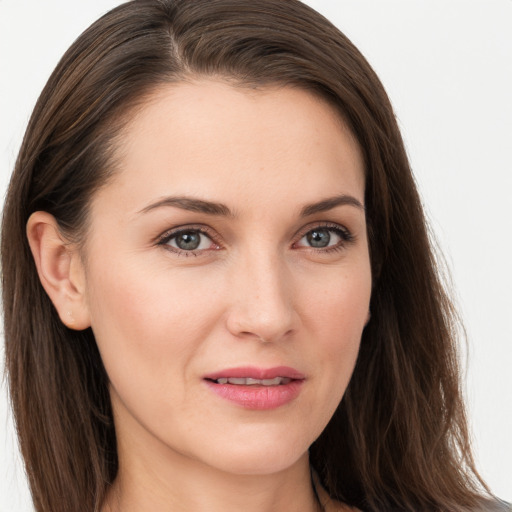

{"left": 96, "top": 80, "right": 365, "bottom": 217}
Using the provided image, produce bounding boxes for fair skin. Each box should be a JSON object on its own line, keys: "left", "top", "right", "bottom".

{"left": 27, "top": 81, "right": 370, "bottom": 512}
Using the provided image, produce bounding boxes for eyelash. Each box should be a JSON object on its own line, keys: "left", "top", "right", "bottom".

{"left": 156, "top": 223, "right": 355, "bottom": 257}
{"left": 294, "top": 223, "right": 355, "bottom": 254}
{"left": 156, "top": 224, "right": 220, "bottom": 257}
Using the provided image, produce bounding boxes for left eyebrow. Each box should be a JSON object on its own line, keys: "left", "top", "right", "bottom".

{"left": 138, "top": 196, "right": 234, "bottom": 217}
{"left": 300, "top": 194, "right": 365, "bottom": 217}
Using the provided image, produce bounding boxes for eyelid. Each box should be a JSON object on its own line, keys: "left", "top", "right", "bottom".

{"left": 154, "top": 221, "right": 355, "bottom": 257}
{"left": 293, "top": 222, "right": 355, "bottom": 249}
{"left": 294, "top": 221, "right": 353, "bottom": 240}
{"left": 156, "top": 224, "right": 221, "bottom": 253}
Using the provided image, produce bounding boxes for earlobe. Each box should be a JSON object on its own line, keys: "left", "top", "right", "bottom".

{"left": 26, "top": 211, "right": 91, "bottom": 330}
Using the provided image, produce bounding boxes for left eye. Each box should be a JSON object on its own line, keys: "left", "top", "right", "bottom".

{"left": 296, "top": 227, "right": 344, "bottom": 249}
{"left": 166, "top": 230, "right": 213, "bottom": 251}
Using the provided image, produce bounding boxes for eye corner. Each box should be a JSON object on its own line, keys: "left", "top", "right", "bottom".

{"left": 156, "top": 225, "right": 222, "bottom": 256}
{"left": 293, "top": 223, "right": 355, "bottom": 252}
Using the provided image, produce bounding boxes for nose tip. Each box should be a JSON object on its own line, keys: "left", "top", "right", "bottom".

{"left": 227, "top": 308, "right": 295, "bottom": 344}
{"left": 225, "top": 260, "right": 297, "bottom": 343}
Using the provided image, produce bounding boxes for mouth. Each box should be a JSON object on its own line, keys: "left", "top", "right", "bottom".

{"left": 208, "top": 377, "right": 292, "bottom": 386}
{"left": 203, "top": 366, "right": 305, "bottom": 410}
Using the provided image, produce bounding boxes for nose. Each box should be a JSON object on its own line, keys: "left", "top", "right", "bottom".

{"left": 225, "top": 248, "right": 297, "bottom": 343}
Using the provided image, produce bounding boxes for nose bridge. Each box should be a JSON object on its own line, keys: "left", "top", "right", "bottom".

{"left": 226, "top": 244, "right": 296, "bottom": 342}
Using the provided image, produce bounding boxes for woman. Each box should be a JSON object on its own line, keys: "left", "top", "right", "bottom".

{"left": 1, "top": 0, "right": 508, "bottom": 511}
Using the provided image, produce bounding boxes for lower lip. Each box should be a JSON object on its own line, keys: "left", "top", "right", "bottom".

{"left": 204, "top": 380, "right": 303, "bottom": 410}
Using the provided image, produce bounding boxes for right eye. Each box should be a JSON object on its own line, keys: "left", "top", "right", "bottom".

{"left": 159, "top": 228, "right": 219, "bottom": 255}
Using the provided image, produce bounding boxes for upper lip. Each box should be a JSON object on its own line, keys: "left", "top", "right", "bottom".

{"left": 204, "top": 366, "right": 305, "bottom": 381}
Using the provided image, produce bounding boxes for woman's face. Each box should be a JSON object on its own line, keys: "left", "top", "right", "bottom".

{"left": 80, "top": 80, "right": 371, "bottom": 475}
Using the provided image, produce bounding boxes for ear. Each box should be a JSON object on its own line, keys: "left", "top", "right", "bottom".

{"left": 26, "top": 211, "right": 91, "bottom": 330}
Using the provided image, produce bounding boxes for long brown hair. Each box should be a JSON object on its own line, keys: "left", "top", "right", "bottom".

{"left": 2, "top": 1, "right": 491, "bottom": 510}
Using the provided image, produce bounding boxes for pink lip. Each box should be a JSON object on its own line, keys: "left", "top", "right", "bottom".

{"left": 204, "top": 366, "right": 305, "bottom": 381}
{"left": 204, "top": 366, "right": 305, "bottom": 410}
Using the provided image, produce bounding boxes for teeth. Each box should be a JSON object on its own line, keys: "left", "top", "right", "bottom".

{"left": 261, "top": 378, "right": 283, "bottom": 386}
{"left": 214, "top": 377, "right": 292, "bottom": 386}
{"left": 228, "top": 377, "right": 247, "bottom": 385}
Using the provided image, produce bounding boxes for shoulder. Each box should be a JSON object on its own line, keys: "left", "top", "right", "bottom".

{"left": 321, "top": 497, "right": 358, "bottom": 512}
{"left": 319, "top": 495, "right": 511, "bottom": 512}
{"left": 322, "top": 499, "right": 512, "bottom": 512}
{"left": 311, "top": 470, "right": 510, "bottom": 512}
{"left": 474, "top": 499, "right": 512, "bottom": 512}
{"left": 312, "top": 470, "right": 356, "bottom": 512}
{"left": 312, "top": 474, "right": 358, "bottom": 512}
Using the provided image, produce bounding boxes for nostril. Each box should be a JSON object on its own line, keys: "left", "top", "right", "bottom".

{"left": 225, "top": 295, "right": 297, "bottom": 343}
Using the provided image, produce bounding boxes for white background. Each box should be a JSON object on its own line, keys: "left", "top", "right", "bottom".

{"left": 1, "top": 1, "right": 511, "bottom": 510}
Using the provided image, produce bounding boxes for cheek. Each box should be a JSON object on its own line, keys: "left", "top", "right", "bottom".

{"left": 84, "top": 258, "right": 223, "bottom": 394}
{"left": 83, "top": 260, "right": 230, "bottom": 443}
{"left": 302, "top": 263, "right": 371, "bottom": 404}
{"left": 304, "top": 261, "right": 371, "bottom": 340}
{"left": 87, "top": 254, "right": 218, "bottom": 334}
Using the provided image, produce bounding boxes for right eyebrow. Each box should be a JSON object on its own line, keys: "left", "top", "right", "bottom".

{"left": 138, "top": 196, "right": 234, "bottom": 217}
{"left": 299, "top": 194, "right": 365, "bottom": 217}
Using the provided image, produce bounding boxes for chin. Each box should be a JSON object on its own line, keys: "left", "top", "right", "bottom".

{"left": 196, "top": 430, "right": 312, "bottom": 476}
{"left": 212, "top": 451, "right": 308, "bottom": 477}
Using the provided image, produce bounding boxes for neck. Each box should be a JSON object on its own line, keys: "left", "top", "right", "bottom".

{"left": 101, "top": 384, "right": 327, "bottom": 512}
{"left": 102, "top": 412, "right": 322, "bottom": 512}
{"left": 104, "top": 453, "right": 321, "bottom": 512}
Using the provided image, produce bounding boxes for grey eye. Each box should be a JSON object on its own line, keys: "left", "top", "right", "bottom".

{"left": 168, "top": 230, "right": 210, "bottom": 251}
{"left": 306, "top": 228, "right": 331, "bottom": 248}
{"left": 175, "top": 231, "right": 200, "bottom": 250}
